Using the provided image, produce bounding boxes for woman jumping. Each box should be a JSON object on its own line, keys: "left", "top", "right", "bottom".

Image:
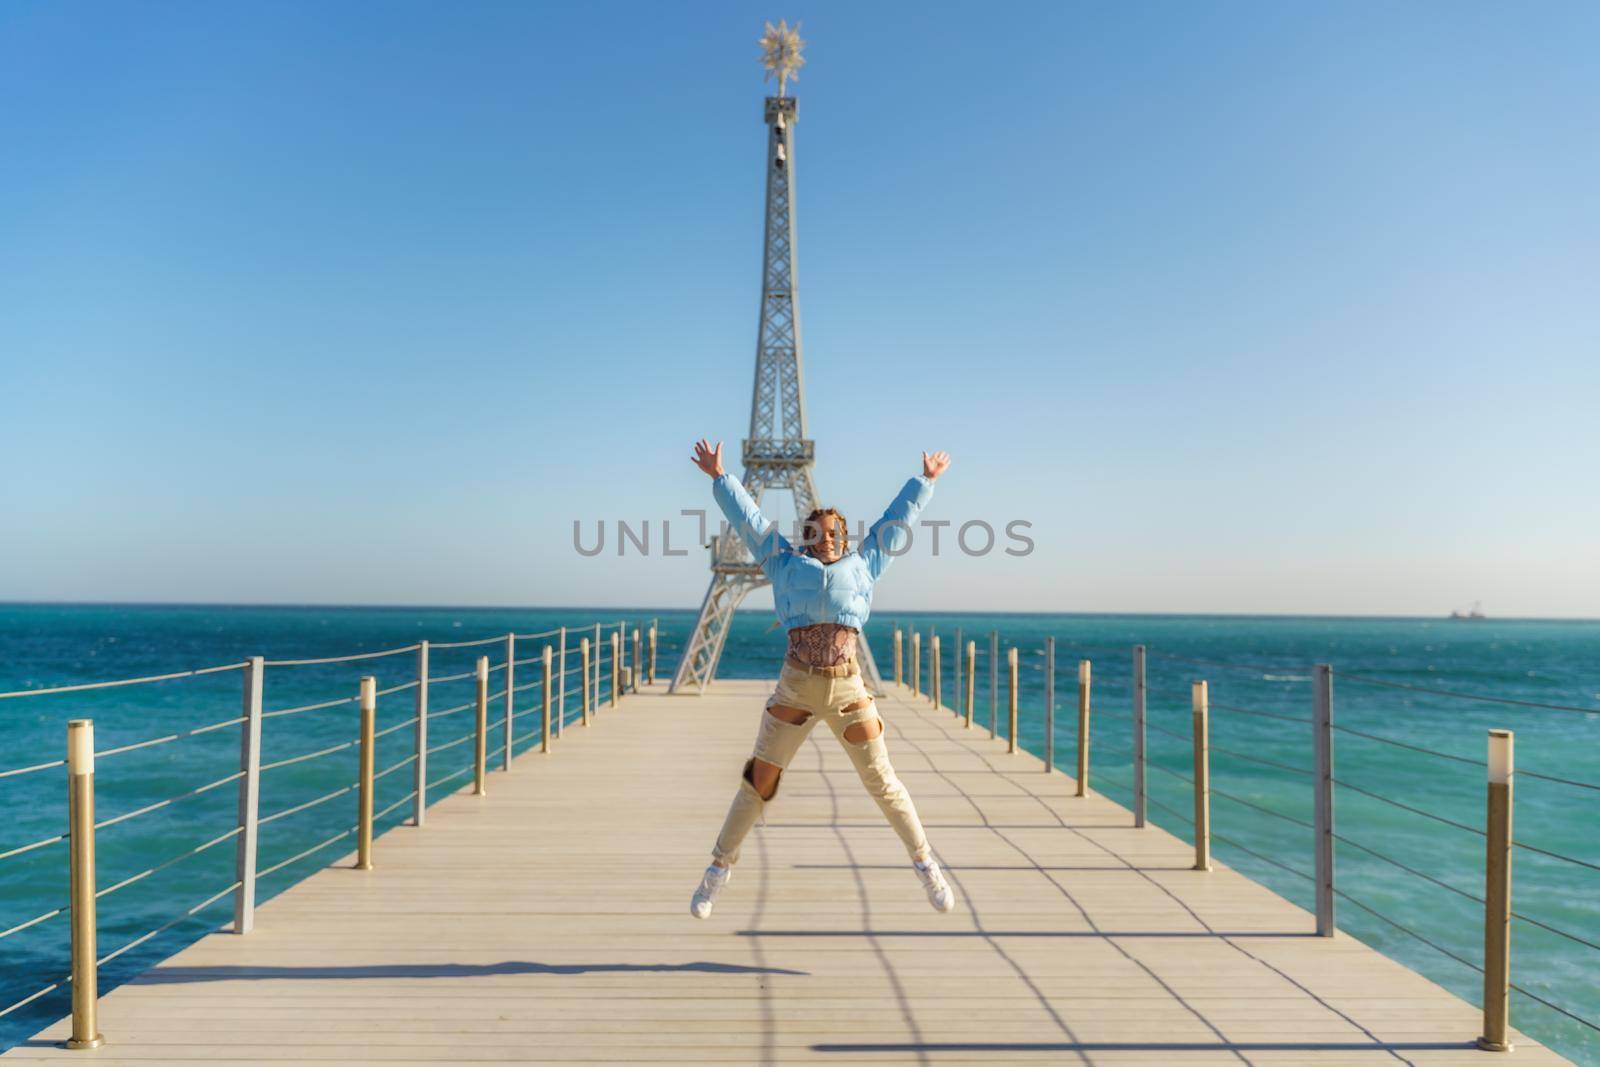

{"left": 686, "top": 438, "right": 957, "bottom": 919}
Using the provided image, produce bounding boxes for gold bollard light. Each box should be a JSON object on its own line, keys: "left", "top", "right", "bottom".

{"left": 1007, "top": 647, "right": 1019, "bottom": 753}
{"left": 64, "top": 720, "right": 104, "bottom": 1050}
{"left": 356, "top": 678, "right": 376, "bottom": 869}
{"left": 1192, "top": 680, "right": 1212, "bottom": 871}
{"left": 1478, "top": 729, "right": 1515, "bottom": 1052}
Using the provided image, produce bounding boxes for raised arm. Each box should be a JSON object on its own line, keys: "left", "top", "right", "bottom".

{"left": 691, "top": 439, "right": 792, "bottom": 570}
{"left": 858, "top": 450, "right": 950, "bottom": 580}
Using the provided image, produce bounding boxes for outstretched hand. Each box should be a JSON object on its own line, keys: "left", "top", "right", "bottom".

{"left": 691, "top": 439, "right": 725, "bottom": 478}
{"left": 922, "top": 450, "right": 951, "bottom": 480}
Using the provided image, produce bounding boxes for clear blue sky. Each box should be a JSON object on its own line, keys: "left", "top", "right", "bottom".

{"left": 2, "top": 1, "right": 1596, "bottom": 617}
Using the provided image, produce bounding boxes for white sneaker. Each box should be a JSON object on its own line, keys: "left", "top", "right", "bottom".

{"left": 914, "top": 857, "right": 955, "bottom": 913}
{"left": 689, "top": 864, "right": 730, "bottom": 919}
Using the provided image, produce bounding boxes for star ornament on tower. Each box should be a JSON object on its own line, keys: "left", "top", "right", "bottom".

{"left": 759, "top": 19, "right": 806, "bottom": 97}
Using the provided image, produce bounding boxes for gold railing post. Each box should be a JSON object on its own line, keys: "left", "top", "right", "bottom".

{"left": 911, "top": 632, "right": 921, "bottom": 697}
{"left": 893, "top": 628, "right": 903, "bottom": 686}
{"left": 1192, "top": 680, "right": 1211, "bottom": 871}
{"left": 473, "top": 657, "right": 488, "bottom": 795}
{"left": 580, "top": 637, "right": 592, "bottom": 726}
{"left": 965, "top": 640, "right": 975, "bottom": 728}
{"left": 648, "top": 624, "right": 657, "bottom": 685}
{"left": 1077, "top": 659, "right": 1092, "bottom": 797}
{"left": 64, "top": 719, "right": 103, "bottom": 1050}
{"left": 356, "top": 678, "right": 376, "bottom": 869}
{"left": 931, "top": 635, "right": 941, "bottom": 708}
{"left": 1478, "top": 729, "right": 1515, "bottom": 1052}
{"left": 1007, "top": 647, "right": 1019, "bottom": 754}
{"left": 542, "top": 645, "right": 554, "bottom": 753}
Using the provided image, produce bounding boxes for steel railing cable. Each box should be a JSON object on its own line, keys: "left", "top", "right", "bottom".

{"left": 1145, "top": 761, "right": 1194, "bottom": 785}
{"left": 1332, "top": 777, "right": 1485, "bottom": 836}
{"left": 1208, "top": 744, "right": 1315, "bottom": 777}
{"left": 0, "top": 905, "right": 65, "bottom": 942}
{"left": 260, "top": 738, "right": 357, "bottom": 774}
{"left": 427, "top": 700, "right": 475, "bottom": 721}
{"left": 0, "top": 661, "right": 248, "bottom": 701}
{"left": 1211, "top": 829, "right": 1316, "bottom": 881}
{"left": 95, "top": 826, "right": 242, "bottom": 901}
{"left": 1145, "top": 650, "right": 1311, "bottom": 676}
{"left": 94, "top": 714, "right": 248, "bottom": 762}
{"left": 427, "top": 669, "right": 478, "bottom": 685}
{"left": 258, "top": 784, "right": 357, "bottom": 827}
{"left": 427, "top": 764, "right": 473, "bottom": 792}
{"left": 264, "top": 644, "right": 419, "bottom": 667}
{"left": 97, "top": 881, "right": 240, "bottom": 968}
{"left": 425, "top": 635, "right": 504, "bottom": 650}
{"left": 258, "top": 825, "right": 356, "bottom": 879}
{"left": 1511, "top": 909, "right": 1600, "bottom": 954}
{"left": 262, "top": 693, "right": 358, "bottom": 720}
{"left": 1512, "top": 839, "right": 1600, "bottom": 875}
{"left": 426, "top": 731, "right": 476, "bottom": 757}
{"left": 372, "top": 715, "right": 420, "bottom": 741}
{"left": 1211, "top": 786, "right": 1315, "bottom": 830}
{"left": 1332, "top": 831, "right": 1484, "bottom": 905}
{"left": 0, "top": 974, "right": 71, "bottom": 1019}
{"left": 373, "top": 754, "right": 417, "bottom": 783}
{"left": 375, "top": 680, "right": 419, "bottom": 697}
{"left": 1145, "top": 720, "right": 1192, "bottom": 744}
{"left": 0, "top": 758, "right": 67, "bottom": 780}
{"left": 1333, "top": 887, "right": 1483, "bottom": 974}
{"left": 1509, "top": 983, "right": 1600, "bottom": 1036}
{"left": 1207, "top": 700, "right": 1312, "bottom": 725}
{"left": 1145, "top": 795, "right": 1194, "bottom": 825}
{"left": 0, "top": 832, "right": 67, "bottom": 863}
{"left": 94, "top": 770, "right": 246, "bottom": 832}
{"left": 1338, "top": 672, "right": 1600, "bottom": 716}
{"left": 374, "top": 790, "right": 418, "bottom": 822}
{"left": 1518, "top": 768, "right": 1600, "bottom": 794}
{"left": 1330, "top": 724, "right": 1486, "bottom": 767}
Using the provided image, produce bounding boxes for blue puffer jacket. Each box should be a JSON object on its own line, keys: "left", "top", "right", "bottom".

{"left": 711, "top": 472, "right": 935, "bottom": 631}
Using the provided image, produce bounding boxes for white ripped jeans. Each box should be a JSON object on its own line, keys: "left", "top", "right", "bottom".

{"left": 711, "top": 655, "right": 930, "bottom": 866}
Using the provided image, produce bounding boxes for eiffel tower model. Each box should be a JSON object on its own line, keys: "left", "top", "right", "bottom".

{"left": 670, "top": 23, "right": 886, "bottom": 695}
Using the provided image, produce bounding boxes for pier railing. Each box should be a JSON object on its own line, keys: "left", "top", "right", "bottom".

{"left": 0, "top": 617, "right": 661, "bottom": 1047}
{"left": 4, "top": 614, "right": 1594, "bottom": 1060}
{"left": 892, "top": 623, "right": 1600, "bottom": 1059}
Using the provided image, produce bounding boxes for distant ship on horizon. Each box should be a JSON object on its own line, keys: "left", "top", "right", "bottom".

{"left": 1450, "top": 600, "right": 1487, "bottom": 620}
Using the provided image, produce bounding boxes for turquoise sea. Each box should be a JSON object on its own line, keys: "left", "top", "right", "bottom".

{"left": 1, "top": 605, "right": 1596, "bottom": 1062}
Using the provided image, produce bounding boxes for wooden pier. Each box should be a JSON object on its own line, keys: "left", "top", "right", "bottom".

{"left": 4, "top": 678, "right": 1569, "bottom": 1064}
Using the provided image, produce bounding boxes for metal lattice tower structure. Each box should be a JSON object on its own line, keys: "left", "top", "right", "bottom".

{"left": 670, "top": 93, "right": 885, "bottom": 695}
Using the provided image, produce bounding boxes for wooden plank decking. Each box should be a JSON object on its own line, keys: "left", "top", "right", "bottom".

{"left": 5, "top": 678, "right": 1568, "bottom": 1065}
